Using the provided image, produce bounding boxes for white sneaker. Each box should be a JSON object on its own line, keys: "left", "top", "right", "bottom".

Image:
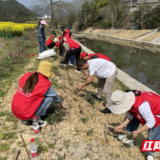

{"left": 118, "top": 134, "right": 134, "bottom": 146}
{"left": 75, "top": 70, "right": 81, "bottom": 73}
{"left": 64, "top": 64, "right": 67, "bottom": 66}
{"left": 69, "top": 64, "right": 73, "bottom": 66}
{"left": 147, "top": 155, "right": 154, "bottom": 160}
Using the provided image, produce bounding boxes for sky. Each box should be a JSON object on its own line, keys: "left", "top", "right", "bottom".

{"left": 16, "top": 0, "right": 32, "bottom": 7}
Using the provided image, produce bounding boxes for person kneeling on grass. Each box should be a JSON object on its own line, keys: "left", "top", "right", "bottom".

{"left": 110, "top": 90, "right": 160, "bottom": 160}
{"left": 77, "top": 59, "right": 118, "bottom": 114}
{"left": 11, "top": 61, "right": 66, "bottom": 127}
{"left": 46, "top": 33, "right": 57, "bottom": 49}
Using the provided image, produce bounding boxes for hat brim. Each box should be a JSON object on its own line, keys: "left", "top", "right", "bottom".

{"left": 110, "top": 92, "right": 135, "bottom": 114}
{"left": 49, "top": 72, "right": 55, "bottom": 78}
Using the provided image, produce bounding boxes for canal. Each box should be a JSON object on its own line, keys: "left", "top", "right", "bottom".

{"left": 76, "top": 37, "right": 160, "bottom": 94}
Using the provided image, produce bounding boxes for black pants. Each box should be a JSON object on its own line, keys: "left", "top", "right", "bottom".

{"left": 47, "top": 42, "right": 56, "bottom": 49}
{"left": 65, "top": 46, "right": 82, "bottom": 71}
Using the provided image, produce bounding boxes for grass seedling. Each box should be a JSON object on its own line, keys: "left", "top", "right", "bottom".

{"left": 39, "top": 143, "right": 48, "bottom": 153}
{"left": 81, "top": 117, "right": 88, "bottom": 123}
{"left": 0, "top": 143, "right": 10, "bottom": 151}
{"left": 0, "top": 132, "right": 16, "bottom": 140}
{"left": 86, "top": 94, "right": 95, "bottom": 106}
{"left": 87, "top": 129, "right": 93, "bottom": 136}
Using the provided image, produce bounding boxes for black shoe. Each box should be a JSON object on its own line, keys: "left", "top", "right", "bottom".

{"left": 92, "top": 95, "right": 102, "bottom": 102}
{"left": 21, "top": 120, "right": 32, "bottom": 126}
{"left": 100, "top": 108, "right": 111, "bottom": 114}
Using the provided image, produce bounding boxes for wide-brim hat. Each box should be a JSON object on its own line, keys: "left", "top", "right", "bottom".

{"left": 40, "top": 19, "right": 48, "bottom": 25}
{"left": 80, "top": 52, "right": 88, "bottom": 59}
{"left": 37, "top": 61, "right": 55, "bottom": 78}
{"left": 110, "top": 90, "right": 135, "bottom": 114}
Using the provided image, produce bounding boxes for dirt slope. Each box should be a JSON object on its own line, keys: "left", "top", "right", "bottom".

{"left": 0, "top": 54, "right": 156, "bottom": 160}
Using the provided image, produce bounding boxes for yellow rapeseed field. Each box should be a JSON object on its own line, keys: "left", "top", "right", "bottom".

{"left": 0, "top": 22, "right": 37, "bottom": 37}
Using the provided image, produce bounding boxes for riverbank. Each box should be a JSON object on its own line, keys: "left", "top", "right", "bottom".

{"left": 75, "top": 40, "right": 158, "bottom": 95}
{"left": 74, "top": 28, "right": 160, "bottom": 52}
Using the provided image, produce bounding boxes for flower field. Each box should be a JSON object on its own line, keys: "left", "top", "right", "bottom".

{"left": 0, "top": 22, "right": 37, "bottom": 37}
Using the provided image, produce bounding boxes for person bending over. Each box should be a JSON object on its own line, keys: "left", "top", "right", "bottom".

{"left": 110, "top": 90, "right": 160, "bottom": 160}
{"left": 80, "top": 52, "right": 110, "bottom": 61}
{"left": 46, "top": 33, "right": 57, "bottom": 49}
{"left": 77, "top": 59, "right": 118, "bottom": 114}
{"left": 61, "top": 26, "right": 73, "bottom": 39}
{"left": 12, "top": 61, "right": 66, "bottom": 127}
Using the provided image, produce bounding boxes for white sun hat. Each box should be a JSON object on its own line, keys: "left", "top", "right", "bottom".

{"left": 110, "top": 90, "right": 135, "bottom": 114}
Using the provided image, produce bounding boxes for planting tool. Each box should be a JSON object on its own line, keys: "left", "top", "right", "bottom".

{"left": 104, "top": 123, "right": 131, "bottom": 141}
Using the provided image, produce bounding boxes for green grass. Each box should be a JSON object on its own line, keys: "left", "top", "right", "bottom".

{"left": 0, "top": 143, "right": 10, "bottom": 151}
{"left": 47, "top": 142, "right": 55, "bottom": 149}
{"left": 42, "top": 103, "right": 65, "bottom": 125}
{"left": 39, "top": 143, "right": 48, "bottom": 153}
{"left": 81, "top": 117, "right": 88, "bottom": 123}
{"left": 85, "top": 94, "right": 95, "bottom": 106}
{"left": 5, "top": 112, "right": 19, "bottom": 123}
{"left": 87, "top": 129, "right": 93, "bottom": 136}
{"left": 0, "top": 156, "right": 7, "bottom": 160}
{"left": 0, "top": 112, "right": 6, "bottom": 117}
{"left": 115, "top": 78, "right": 130, "bottom": 91}
{"left": 0, "top": 132, "right": 16, "bottom": 140}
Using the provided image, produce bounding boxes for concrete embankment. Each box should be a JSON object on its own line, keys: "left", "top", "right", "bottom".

{"left": 75, "top": 40, "right": 158, "bottom": 95}
{"left": 74, "top": 28, "right": 160, "bottom": 52}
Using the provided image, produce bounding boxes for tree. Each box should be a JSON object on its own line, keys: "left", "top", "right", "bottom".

{"left": 32, "top": 0, "right": 66, "bottom": 32}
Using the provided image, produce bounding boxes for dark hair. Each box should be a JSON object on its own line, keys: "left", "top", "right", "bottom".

{"left": 61, "top": 26, "right": 65, "bottom": 31}
{"left": 77, "top": 59, "right": 87, "bottom": 67}
{"left": 53, "top": 33, "right": 56, "bottom": 36}
{"left": 126, "top": 89, "right": 141, "bottom": 96}
{"left": 23, "top": 72, "right": 39, "bottom": 94}
{"left": 37, "top": 19, "right": 41, "bottom": 29}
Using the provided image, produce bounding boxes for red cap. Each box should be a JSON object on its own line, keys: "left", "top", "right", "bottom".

{"left": 31, "top": 138, "right": 35, "bottom": 142}
{"left": 80, "top": 52, "right": 88, "bottom": 59}
{"left": 33, "top": 116, "right": 36, "bottom": 119}
{"left": 59, "top": 36, "right": 63, "bottom": 41}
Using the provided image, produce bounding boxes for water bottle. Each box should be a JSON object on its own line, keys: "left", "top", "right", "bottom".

{"left": 32, "top": 116, "right": 40, "bottom": 136}
{"left": 30, "top": 138, "right": 38, "bottom": 159}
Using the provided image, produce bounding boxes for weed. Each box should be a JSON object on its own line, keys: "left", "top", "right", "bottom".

{"left": 5, "top": 112, "right": 18, "bottom": 123}
{"left": 0, "top": 112, "right": 5, "bottom": 117}
{"left": 115, "top": 78, "right": 130, "bottom": 91}
{"left": 73, "top": 98, "right": 77, "bottom": 102}
{"left": 47, "top": 142, "right": 55, "bottom": 149}
{"left": 91, "top": 82, "right": 97, "bottom": 88}
{"left": 87, "top": 129, "right": 93, "bottom": 136}
{"left": 0, "top": 132, "right": 16, "bottom": 140}
{"left": 116, "top": 154, "right": 120, "bottom": 157}
{"left": 63, "top": 140, "right": 70, "bottom": 148}
{"left": 81, "top": 117, "right": 88, "bottom": 123}
{"left": 42, "top": 104, "right": 65, "bottom": 125}
{"left": 56, "top": 152, "right": 64, "bottom": 160}
{"left": 39, "top": 143, "right": 48, "bottom": 153}
{"left": 0, "top": 143, "right": 10, "bottom": 151}
{"left": 79, "top": 109, "right": 84, "bottom": 114}
{"left": 85, "top": 154, "right": 90, "bottom": 158}
{"left": 53, "top": 66, "right": 58, "bottom": 71}
{"left": 86, "top": 94, "right": 95, "bottom": 106}
{"left": 79, "top": 93, "right": 85, "bottom": 97}
{"left": 109, "top": 153, "right": 114, "bottom": 156}
{"left": 0, "top": 156, "right": 7, "bottom": 160}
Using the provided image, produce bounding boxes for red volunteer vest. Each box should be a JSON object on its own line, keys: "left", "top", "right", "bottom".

{"left": 64, "top": 38, "right": 80, "bottom": 50}
{"left": 12, "top": 72, "right": 51, "bottom": 120}
{"left": 129, "top": 91, "right": 160, "bottom": 128}
{"left": 89, "top": 53, "right": 111, "bottom": 61}
{"left": 46, "top": 35, "right": 54, "bottom": 46}
{"left": 63, "top": 30, "right": 71, "bottom": 38}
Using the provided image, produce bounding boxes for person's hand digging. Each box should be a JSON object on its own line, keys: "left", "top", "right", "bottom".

{"left": 60, "top": 103, "right": 66, "bottom": 109}
{"left": 78, "top": 85, "right": 86, "bottom": 91}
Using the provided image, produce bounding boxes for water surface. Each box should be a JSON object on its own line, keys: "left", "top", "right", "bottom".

{"left": 76, "top": 37, "right": 160, "bottom": 94}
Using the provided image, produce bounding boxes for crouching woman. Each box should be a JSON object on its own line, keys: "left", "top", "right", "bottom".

{"left": 12, "top": 61, "right": 65, "bottom": 127}
{"left": 110, "top": 90, "right": 160, "bottom": 160}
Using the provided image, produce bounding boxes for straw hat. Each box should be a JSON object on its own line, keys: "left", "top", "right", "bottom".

{"left": 110, "top": 90, "right": 135, "bottom": 114}
{"left": 37, "top": 61, "right": 55, "bottom": 78}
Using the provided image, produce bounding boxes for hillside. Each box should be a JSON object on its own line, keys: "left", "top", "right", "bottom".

{"left": 0, "top": 0, "right": 38, "bottom": 22}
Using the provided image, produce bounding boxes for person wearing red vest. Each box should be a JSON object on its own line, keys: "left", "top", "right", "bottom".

{"left": 61, "top": 26, "right": 73, "bottom": 39}
{"left": 110, "top": 90, "right": 160, "bottom": 160}
{"left": 63, "top": 37, "right": 82, "bottom": 73}
{"left": 12, "top": 61, "right": 66, "bottom": 127}
{"left": 46, "top": 33, "right": 57, "bottom": 49}
{"left": 80, "top": 52, "right": 111, "bottom": 61}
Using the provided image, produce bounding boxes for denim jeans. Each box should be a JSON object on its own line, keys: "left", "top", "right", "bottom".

{"left": 70, "top": 55, "right": 75, "bottom": 65}
{"left": 35, "top": 97, "right": 53, "bottom": 116}
{"left": 39, "top": 40, "right": 46, "bottom": 53}
{"left": 127, "top": 117, "right": 160, "bottom": 157}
